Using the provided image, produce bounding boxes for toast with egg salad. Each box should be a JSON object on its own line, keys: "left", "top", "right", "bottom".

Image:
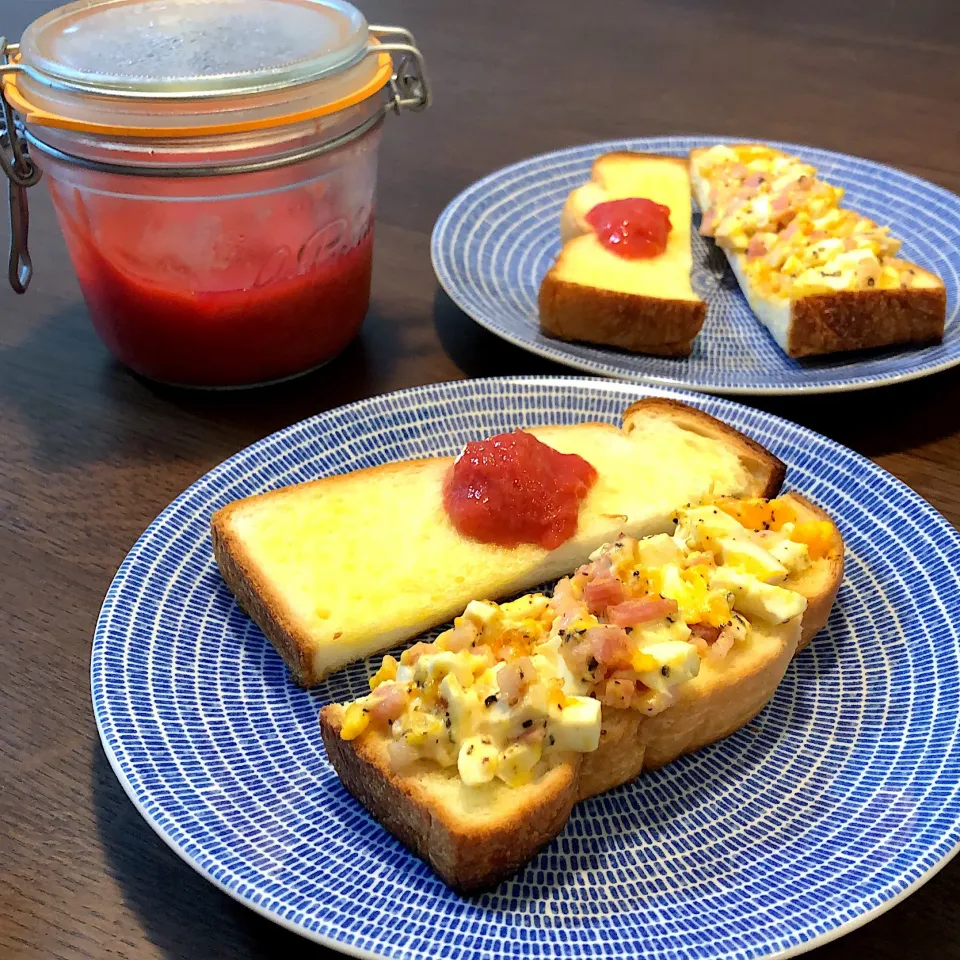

{"left": 320, "top": 492, "right": 843, "bottom": 892}
{"left": 212, "top": 398, "right": 785, "bottom": 687}
{"left": 691, "top": 143, "right": 946, "bottom": 357}
{"left": 539, "top": 153, "right": 707, "bottom": 356}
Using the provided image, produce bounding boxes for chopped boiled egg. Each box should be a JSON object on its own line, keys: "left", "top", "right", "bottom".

{"left": 768, "top": 537, "right": 811, "bottom": 573}
{"left": 719, "top": 538, "right": 788, "bottom": 583}
{"left": 338, "top": 492, "right": 823, "bottom": 789}
{"left": 710, "top": 568, "right": 807, "bottom": 624}
{"left": 549, "top": 696, "right": 601, "bottom": 753}
{"left": 458, "top": 737, "right": 500, "bottom": 786}
{"left": 634, "top": 641, "right": 701, "bottom": 694}
{"left": 498, "top": 741, "right": 543, "bottom": 787}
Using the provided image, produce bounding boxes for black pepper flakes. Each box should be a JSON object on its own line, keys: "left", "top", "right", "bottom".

{"left": 548, "top": 735, "right": 556, "bottom": 746}
{"left": 867, "top": 277, "right": 875, "bottom": 287}
{"left": 522, "top": 719, "right": 533, "bottom": 729}
{"left": 484, "top": 694, "right": 498, "bottom": 707}
{"left": 661, "top": 665, "right": 670, "bottom": 677}
{"left": 587, "top": 656, "right": 599, "bottom": 672}
{"left": 467, "top": 744, "right": 475, "bottom": 755}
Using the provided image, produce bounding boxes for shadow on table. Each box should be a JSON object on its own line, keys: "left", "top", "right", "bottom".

{"left": 431, "top": 287, "right": 960, "bottom": 461}
{"left": 0, "top": 297, "right": 405, "bottom": 472}
{"left": 91, "top": 743, "right": 340, "bottom": 959}
{"left": 432, "top": 286, "right": 568, "bottom": 380}
{"left": 748, "top": 364, "right": 960, "bottom": 462}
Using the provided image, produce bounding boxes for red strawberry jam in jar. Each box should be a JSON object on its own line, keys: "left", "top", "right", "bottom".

{"left": 0, "top": 0, "right": 429, "bottom": 386}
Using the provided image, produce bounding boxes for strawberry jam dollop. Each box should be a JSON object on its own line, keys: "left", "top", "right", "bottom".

{"left": 585, "top": 198, "right": 672, "bottom": 259}
{"left": 443, "top": 431, "right": 598, "bottom": 549}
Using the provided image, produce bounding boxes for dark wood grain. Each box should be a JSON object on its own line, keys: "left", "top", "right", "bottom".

{"left": 2, "top": 0, "right": 959, "bottom": 957}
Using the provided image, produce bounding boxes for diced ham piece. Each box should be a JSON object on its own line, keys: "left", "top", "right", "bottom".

{"left": 552, "top": 576, "right": 586, "bottom": 629}
{"left": 700, "top": 209, "right": 718, "bottom": 236}
{"left": 564, "top": 637, "right": 594, "bottom": 673}
{"left": 585, "top": 625, "right": 632, "bottom": 664}
{"left": 369, "top": 683, "right": 409, "bottom": 724}
{"left": 497, "top": 656, "right": 536, "bottom": 704}
{"left": 771, "top": 192, "right": 791, "bottom": 213}
{"left": 444, "top": 619, "right": 479, "bottom": 652}
{"left": 689, "top": 623, "right": 721, "bottom": 644}
{"left": 519, "top": 724, "right": 546, "bottom": 746}
{"left": 809, "top": 230, "right": 827, "bottom": 241}
{"left": 584, "top": 576, "right": 626, "bottom": 613}
{"left": 688, "top": 633, "right": 710, "bottom": 655}
{"left": 843, "top": 236, "right": 857, "bottom": 251}
{"left": 744, "top": 172, "right": 765, "bottom": 189}
{"left": 387, "top": 739, "right": 420, "bottom": 770}
{"left": 730, "top": 162, "right": 749, "bottom": 180}
{"left": 602, "top": 678, "right": 634, "bottom": 709}
{"left": 709, "top": 626, "right": 737, "bottom": 659}
{"left": 746, "top": 235, "right": 769, "bottom": 259}
{"left": 400, "top": 641, "right": 434, "bottom": 666}
{"left": 781, "top": 220, "right": 801, "bottom": 241}
{"left": 607, "top": 596, "right": 679, "bottom": 628}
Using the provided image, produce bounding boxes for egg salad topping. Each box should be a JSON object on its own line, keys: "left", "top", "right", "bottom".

{"left": 694, "top": 144, "right": 916, "bottom": 299}
{"left": 338, "top": 498, "right": 837, "bottom": 788}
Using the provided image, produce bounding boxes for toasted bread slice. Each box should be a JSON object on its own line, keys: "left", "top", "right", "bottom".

{"left": 321, "top": 705, "right": 582, "bottom": 894}
{"left": 689, "top": 146, "right": 946, "bottom": 357}
{"left": 539, "top": 153, "right": 706, "bottom": 357}
{"left": 589, "top": 490, "right": 844, "bottom": 776}
{"left": 319, "top": 614, "right": 808, "bottom": 890}
{"left": 320, "top": 491, "right": 843, "bottom": 892}
{"left": 212, "top": 399, "right": 784, "bottom": 686}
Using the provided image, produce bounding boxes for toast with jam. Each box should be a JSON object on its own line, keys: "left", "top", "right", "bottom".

{"left": 212, "top": 399, "right": 784, "bottom": 686}
{"left": 539, "top": 153, "right": 706, "bottom": 356}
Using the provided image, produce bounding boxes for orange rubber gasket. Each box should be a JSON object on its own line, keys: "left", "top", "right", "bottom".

{"left": 2, "top": 50, "right": 392, "bottom": 138}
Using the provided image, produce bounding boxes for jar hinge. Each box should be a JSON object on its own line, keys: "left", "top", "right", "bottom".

{"left": 1, "top": 39, "right": 42, "bottom": 294}
{"left": 368, "top": 26, "right": 431, "bottom": 114}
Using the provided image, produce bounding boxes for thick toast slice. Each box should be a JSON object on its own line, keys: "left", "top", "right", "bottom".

{"left": 539, "top": 153, "right": 706, "bottom": 356}
{"left": 580, "top": 491, "right": 843, "bottom": 786}
{"left": 689, "top": 145, "right": 946, "bottom": 358}
{"left": 320, "top": 492, "right": 844, "bottom": 893}
{"left": 212, "top": 399, "right": 784, "bottom": 686}
{"left": 321, "top": 708, "right": 582, "bottom": 893}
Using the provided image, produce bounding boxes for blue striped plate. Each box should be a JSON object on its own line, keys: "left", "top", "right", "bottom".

{"left": 92, "top": 377, "right": 960, "bottom": 959}
{"left": 431, "top": 137, "right": 960, "bottom": 395}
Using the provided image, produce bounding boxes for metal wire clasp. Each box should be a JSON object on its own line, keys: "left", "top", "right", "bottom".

{"left": 369, "top": 26, "right": 431, "bottom": 115}
{"left": 1, "top": 38, "right": 42, "bottom": 294}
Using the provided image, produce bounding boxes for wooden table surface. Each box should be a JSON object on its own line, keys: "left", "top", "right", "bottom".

{"left": 2, "top": 0, "right": 959, "bottom": 957}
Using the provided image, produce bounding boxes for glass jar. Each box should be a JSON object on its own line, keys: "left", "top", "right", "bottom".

{"left": 0, "top": 0, "right": 429, "bottom": 387}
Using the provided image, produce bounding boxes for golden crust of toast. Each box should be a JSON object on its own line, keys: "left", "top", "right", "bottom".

{"left": 538, "top": 275, "right": 706, "bottom": 356}
{"left": 786, "top": 283, "right": 946, "bottom": 357}
{"left": 320, "top": 704, "right": 581, "bottom": 893}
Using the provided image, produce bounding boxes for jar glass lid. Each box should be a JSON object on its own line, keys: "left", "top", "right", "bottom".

{"left": 18, "top": 0, "right": 371, "bottom": 98}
